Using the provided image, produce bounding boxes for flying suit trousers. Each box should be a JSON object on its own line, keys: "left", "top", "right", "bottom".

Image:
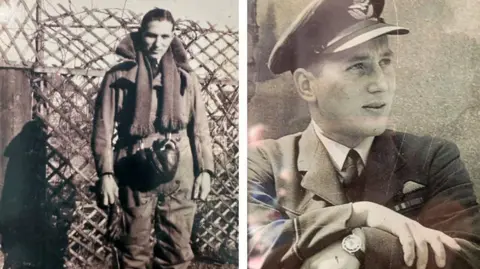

{"left": 116, "top": 134, "right": 197, "bottom": 269}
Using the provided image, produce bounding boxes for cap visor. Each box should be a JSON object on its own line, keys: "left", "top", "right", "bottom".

{"left": 325, "top": 22, "right": 409, "bottom": 54}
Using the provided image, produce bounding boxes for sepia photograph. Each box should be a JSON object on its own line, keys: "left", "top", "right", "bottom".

{"left": 0, "top": 0, "right": 238, "bottom": 268}
{"left": 248, "top": 0, "right": 480, "bottom": 268}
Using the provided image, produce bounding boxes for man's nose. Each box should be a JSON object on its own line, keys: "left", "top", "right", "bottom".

{"left": 367, "top": 64, "right": 389, "bottom": 93}
{"left": 155, "top": 38, "right": 164, "bottom": 47}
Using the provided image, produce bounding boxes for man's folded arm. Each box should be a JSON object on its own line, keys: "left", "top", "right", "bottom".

{"left": 360, "top": 140, "right": 480, "bottom": 269}
{"left": 248, "top": 145, "right": 354, "bottom": 269}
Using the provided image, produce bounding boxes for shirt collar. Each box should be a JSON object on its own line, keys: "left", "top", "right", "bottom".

{"left": 311, "top": 120, "right": 374, "bottom": 171}
{"left": 147, "top": 56, "right": 160, "bottom": 67}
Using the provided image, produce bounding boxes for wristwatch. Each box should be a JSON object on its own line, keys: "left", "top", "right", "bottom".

{"left": 342, "top": 233, "right": 365, "bottom": 262}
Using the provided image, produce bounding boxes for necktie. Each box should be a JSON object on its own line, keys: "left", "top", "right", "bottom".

{"left": 341, "top": 149, "right": 362, "bottom": 186}
{"left": 148, "top": 57, "right": 160, "bottom": 76}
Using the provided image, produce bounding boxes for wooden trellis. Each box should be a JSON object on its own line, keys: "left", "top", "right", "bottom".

{"left": 0, "top": 0, "right": 238, "bottom": 267}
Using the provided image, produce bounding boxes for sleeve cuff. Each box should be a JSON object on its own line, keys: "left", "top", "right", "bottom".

{"left": 294, "top": 203, "right": 353, "bottom": 260}
{"left": 200, "top": 169, "right": 216, "bottom": 178}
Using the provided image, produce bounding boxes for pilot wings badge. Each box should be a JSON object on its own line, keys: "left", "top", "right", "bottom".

{"left": 348, "top": 0, "right": 374, "bottom": 20}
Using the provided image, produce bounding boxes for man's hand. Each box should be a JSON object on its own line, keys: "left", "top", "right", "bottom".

{"left": 352, "top": 201, "right": 462, "bottom": 269}
{"left": 101, "top": 174, "right": 119, "bottom": 206}
{"left": 193, "top": 171, "right": 211, "bottom": 200}
{"left": 300, "top": 241, "right": 360, "bottom": 269}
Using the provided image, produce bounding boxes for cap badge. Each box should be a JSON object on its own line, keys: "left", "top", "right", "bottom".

{"left": 348, "top": 0, "right": 374, "bottom": 20}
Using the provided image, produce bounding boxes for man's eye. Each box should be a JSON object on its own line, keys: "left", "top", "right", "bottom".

{"left": 380, "top": 58, "right": 392, "bottom": 67}
{"left": 347, "top": 63, "right": 366, "bottom": 71}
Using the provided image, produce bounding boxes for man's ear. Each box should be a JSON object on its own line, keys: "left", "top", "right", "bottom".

{"left": 293, "top": 68, "right": 317, "bottom": 102}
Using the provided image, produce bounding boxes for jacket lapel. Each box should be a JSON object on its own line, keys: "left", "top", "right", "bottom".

{"left": 362, "top": 130, "right": 407, "bottom": 206}
{"left": 295, "top": 126, "right": 408, "bottom": 207}
{"left": 298, "top": 124, "right": 348, "bottom": 206}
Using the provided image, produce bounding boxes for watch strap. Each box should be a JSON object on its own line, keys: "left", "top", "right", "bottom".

{"left": 354, "top": 248, "right": 365, "bottom": 264}
{"left": 343, "top": 233, "right": 365, "bottom": 264}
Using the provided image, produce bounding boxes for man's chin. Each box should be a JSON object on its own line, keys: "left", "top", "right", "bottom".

{"left": 148, "top": 51, "right": 165, "bottom": 59}
{"left": 360, "top": 117, "right": 390, "bottom": 134}
{"left": 359, "top": 125, "right": 388, "bottom": 137}
{"left": 343, "top": 123, "right": 388, "bottom": 138}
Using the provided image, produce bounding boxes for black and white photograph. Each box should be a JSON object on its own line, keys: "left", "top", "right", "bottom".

{"left": 0, "top": 0, "right": 238, "bottom": 268}
{"left": 247, "top": 0, "right": 480, "bottom": 268}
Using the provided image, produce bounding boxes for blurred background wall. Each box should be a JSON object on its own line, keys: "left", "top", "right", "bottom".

{"left": 248, "top": 0, "right": 480, "bottom": 196}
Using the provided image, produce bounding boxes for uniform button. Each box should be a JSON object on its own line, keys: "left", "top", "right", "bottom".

{"left": 175, "top": 136, "right": 181, "bottom": 142}
{"left": 175, "top": 180, "right": 180, "bottom": 184}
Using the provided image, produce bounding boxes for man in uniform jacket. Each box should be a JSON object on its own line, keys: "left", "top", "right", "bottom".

{"left": 91, "top": 8, "right": 214, "bottom": 269}
{"left": 247, "top": 0, "right": 480, "bottom": 269}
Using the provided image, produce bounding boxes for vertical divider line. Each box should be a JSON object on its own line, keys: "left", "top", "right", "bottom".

{"left": 238, "top": 0, "right": 248, "bottom": 267}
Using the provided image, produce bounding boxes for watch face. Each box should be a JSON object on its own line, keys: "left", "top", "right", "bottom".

{"left": 342, "top": 234, "right": 362, "bottom": 253}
